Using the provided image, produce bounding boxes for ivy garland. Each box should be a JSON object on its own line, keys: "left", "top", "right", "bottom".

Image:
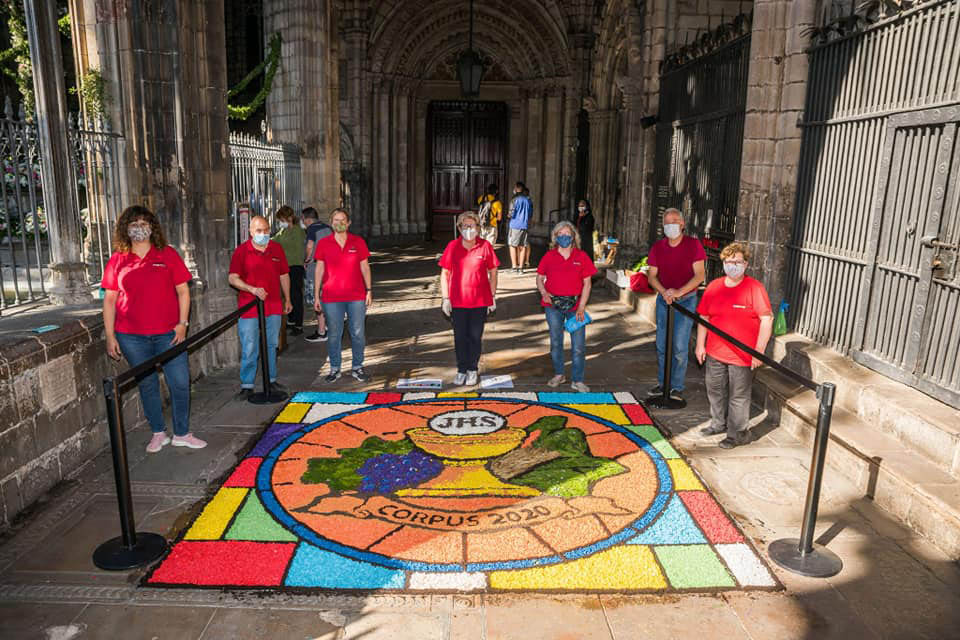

{"left": 0, "top": 6, "right": 71, "bottom": 117}
{"left": 228, "top": 32, "right": 282, "bottom": 121}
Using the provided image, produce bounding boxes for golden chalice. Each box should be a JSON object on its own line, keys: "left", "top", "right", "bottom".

{"left": 396, "top": 410, "right": 540, "bottom": 497}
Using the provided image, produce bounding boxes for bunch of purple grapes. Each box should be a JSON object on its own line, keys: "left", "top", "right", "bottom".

{"left": 358, "top": 450, "right": 444, "bottom": 493}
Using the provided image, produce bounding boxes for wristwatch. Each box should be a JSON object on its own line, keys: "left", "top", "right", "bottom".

{"left": 177, "top": 321, "right": 189, "bottom": 327}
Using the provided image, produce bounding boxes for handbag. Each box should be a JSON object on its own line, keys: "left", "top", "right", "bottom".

{"left": 564, "top": 311, "right": 592, "bottom": 333}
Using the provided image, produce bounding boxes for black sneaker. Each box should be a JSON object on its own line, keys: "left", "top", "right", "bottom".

{"left": 700, "top": 425, "right": 726, "bottom": 436}
{"left": 719, "top": 433, "right": 750, "bottom": 449}
{"left": 305, "top": 331, "right": 328, "bottom": 343}
{"left": 235, "top": 388, "right": 253, "bottom": 401}
{"left": 289, "top": 326, "right": 303, "bottom": 336}
{"left": 352, "top": 367, "right": 370, "bottom": 382}
{"left": 647, "top": 385, "right": 664, "bottom": 397}
{"left": 324, "top": 370, "right": 341, "bottom": 383}
{"left": 669, "top": 389, "right": 684, "bottom": 402}
{"left": 269, "top": 381, "right": 286, "bottom": 393}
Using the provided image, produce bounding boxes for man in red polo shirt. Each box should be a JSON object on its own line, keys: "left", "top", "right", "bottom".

{"left": 696, "top": 242, "right": 773, "bottom": 448}
{"left": 228, "top": 215, "right": 293, "bottom": 399}
{"left": 647, "top": 208, "right": 706, "bottom": 402}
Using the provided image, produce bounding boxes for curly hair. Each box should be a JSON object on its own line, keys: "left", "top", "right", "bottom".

{"left": 720, "top": 242, "right": 751, "bottom": 262}
{"left": 549, "top": 220, "right": 581, "bottom": 249}
{"left": 113, "top": 205, "right": 167, "bottom": 252}
{"left": 276, "top": 205, "right": 297, "bottom": 224}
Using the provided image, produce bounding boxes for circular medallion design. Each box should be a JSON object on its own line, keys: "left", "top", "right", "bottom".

{"left": 258, "top": 398, "right": 671, "bottom": 571}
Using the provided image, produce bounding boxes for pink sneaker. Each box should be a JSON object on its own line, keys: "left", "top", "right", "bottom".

{"left": 171, "top": 433, "right": 207, "bottom": 449}
{"left": 146, "top": 433, "right": 170, "bottom": 453}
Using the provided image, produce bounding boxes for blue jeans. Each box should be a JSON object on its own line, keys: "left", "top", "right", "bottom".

{"left": 655, "top": 293, "right": 698, "bottom": 392}
{"left": 238, "top": 314, "right": 282, "bottom": 388}
{"left": 115, "top": 331, "right": 190, "bottom": 436}
{"left": 545, "top": 305, "right": 586, "bottom": 383}
{"left": 322, "top": 300, "right": 366, "bottom": 371}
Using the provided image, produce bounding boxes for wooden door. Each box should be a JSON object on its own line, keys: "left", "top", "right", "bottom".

{"left": 429, "top": 101, "right": 507, "bottom": 240}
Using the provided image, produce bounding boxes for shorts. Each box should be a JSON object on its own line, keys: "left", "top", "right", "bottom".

{"left": 480, "top": 226, "right": 498, "bottom": 245}
{"left": 508, "top": 228, "right": 529, "bottom": 247}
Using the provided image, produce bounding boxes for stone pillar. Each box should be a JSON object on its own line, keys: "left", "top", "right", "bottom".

{"left": 68, "top": 0, "right": 235, "bottom": 369}
{"left": 542, "top": 89, "right": 563, "bottom": 232}
{"left": 24, "top": 1, "right": 90, "bottom": 305}
{"left": 525, "top": 91, "right": 544, "bottom": 229}
{"left": 264, "top": 0, "right": 340, "bottom": 213}
{"left": 587, "top": 108, "right": 615, "bottom": 233}
{"left": 394, "top": 86, "right": 409, "bottom": 235}
{"left": 736, "top": 0, "right": 816, "bottom": 304}
{"left": 414, "top": 96, "right": 429, "bottom": 234}
{"left": 508, "top": 99, "right": 525, "bottom": 192}
{"left": 373, "top": 83, "right": 391, "bottom": 236}
{"left": 619, "top": 82, "right": 646, "bottom": 256}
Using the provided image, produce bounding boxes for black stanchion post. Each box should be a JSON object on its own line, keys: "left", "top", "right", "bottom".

{"left": 648, "top": 302, "right": 686, "bottom": 409}
{"left": 248, "top": 297, "right": 288, "bottom": 404}
{"left": 92, "top": 377, "right": 167, "bottom": 570}
{"left": 769, "top": 381, "right": 843, "bottom": 577}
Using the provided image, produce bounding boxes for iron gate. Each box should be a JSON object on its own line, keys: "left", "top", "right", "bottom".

{"left": 786, "top": 0, "right": 960, "bottom": 408}
{"left": 652, "top": 15, "right": 752, "bottom": 277}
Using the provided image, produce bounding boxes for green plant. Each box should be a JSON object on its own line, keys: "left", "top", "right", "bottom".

{"left": 228, "top": 32, "right": 282, "bottom": 121}
{"left": 70, "top": 68, "right": 108, "bottom": 123}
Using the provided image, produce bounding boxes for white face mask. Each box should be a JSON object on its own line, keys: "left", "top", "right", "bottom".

{"left": 461, "top": 227, "right": 478, "bottom": 240}
{"left": 663, "top": 223, "right": 682, "bottom": 239}
{"left": 278, "top": 221, "right": 288, "bottom": 229}
{"left": 723, "top": 262, "right": 747, "bottom": 279}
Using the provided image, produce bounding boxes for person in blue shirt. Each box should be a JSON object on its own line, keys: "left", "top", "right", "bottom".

{"left": 302, "top": 207, "right": 333, "bottom": 342}
{"left": 507, "top": 181, "right": 532, "bottom": 274}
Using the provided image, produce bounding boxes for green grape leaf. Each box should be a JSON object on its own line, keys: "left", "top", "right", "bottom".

{"left": 301, "top": 436, "right": 413, "bottom": 490}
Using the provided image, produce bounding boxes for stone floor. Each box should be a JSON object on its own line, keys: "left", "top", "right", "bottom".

{"left": 1, "top": 243, "right": 959, "bottom": 639}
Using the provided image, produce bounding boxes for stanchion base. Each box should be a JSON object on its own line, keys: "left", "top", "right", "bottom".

{"left": 248, "top": 390, "right": 288, "bottom": 404}
{"left": 646, "top": 396, "right": 687, "bottom": 410}
{"left": 769, "top": 538, "right": 842, "bottom": 577}
{"left": 93, "top": 532, "right": 167, "bottom": 571}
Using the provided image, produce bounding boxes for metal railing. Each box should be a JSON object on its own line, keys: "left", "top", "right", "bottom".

{"left": 0, "top": 99, "right": 122, "bottom": 310}
{"left": 228, "top": 127, "right": 303, "bottom": 246}
{"left": 93, "top": 298, "right": 287, "bottom": 570}
{"left": 650, "top": 300, "right": 843, "bottom": 578}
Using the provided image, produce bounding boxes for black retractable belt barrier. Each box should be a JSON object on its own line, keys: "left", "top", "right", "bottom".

{"left": 650, "top": 299, "right": 842, "bottom": 578}
{"left": 94, "top": 299, "right": 262, "bottom": 570}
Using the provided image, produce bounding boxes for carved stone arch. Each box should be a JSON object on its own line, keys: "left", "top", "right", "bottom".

{"left": 339, "top": 122, "right": 355, "bottom": 165}
{"left": 368, "top": 0, "right": 570, "bottom": 80}
{"left": 592, "top": 0, "right": 643, "bottom": 110}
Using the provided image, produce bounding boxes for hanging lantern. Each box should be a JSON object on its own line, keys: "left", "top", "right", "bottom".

{"left": 456, "top": 0, "right": 485, "bottom": 98}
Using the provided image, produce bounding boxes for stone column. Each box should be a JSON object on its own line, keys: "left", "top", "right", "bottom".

{"left": 24, "top": 1, "right": 90, "bottom": 305}
{"left": 525, "top": 90, "right": 544, "bottom": 229}
{"left": 736, "top": 0, "right": 816, "bottom": 304}
{"left": 264, "top": 0, "right": 340, "bottom": 213}
{"left": 414, "top": 96, "right": 429, "bottom": 234}
{"left": 619, "top": 82, "right": 647, "bottom": 256}
{"left": 374, "top": 83, "right": 391, "bottom": 236}
{"left": 542, "top": 88, "right": 563, "bottom": 234}
{"left": 394, "top": 85, "right": 409, "bottom": 235}
{"left": 587, "top": 108, "right": 615, "bottom": 233}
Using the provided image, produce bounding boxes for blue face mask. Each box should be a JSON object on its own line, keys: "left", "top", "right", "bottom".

{"left": 253, "top": 233, "right": 270, "bottom": 246}
{"left": 556, "top": 234, "right": 573, "bottom": 248}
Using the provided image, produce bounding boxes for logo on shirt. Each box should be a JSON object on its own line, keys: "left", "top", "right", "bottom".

{"left": 151, "top": 263, "right": 167, "bottom": 268}
{"left": 348, "top": 247, "right": 358, "bottom": 253}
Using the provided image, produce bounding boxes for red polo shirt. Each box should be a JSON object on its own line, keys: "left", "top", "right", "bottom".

{"left": 315, "top": 233, "right": 371, "bottom": 303}
{"left": 439, "top": 238, "right": 499, "bottom": 308}
{"left": 229, "top": 239, "right": 290, "bottom": 318}
{"left": 102, "top": 245, "right": 192, "bottom": 335}
{"left": 697, "top": 275, "right": 773, "bottom": 366}
{"left": 647, "top": 235, "right": 707, "bottom": 290}
{"left": 537, "top": 248, "right": 598, "bottom": 307}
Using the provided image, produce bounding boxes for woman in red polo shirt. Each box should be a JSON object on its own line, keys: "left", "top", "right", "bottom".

{"left": 102, "top": 206, "right": 206, "bottom": 453}
{"left": 313, "top": 208, "right": 373, "bottom": 383}
{"left": 439, "top": 211, "right": 499, "bottom": 386}
{"left": 536, "top": 220, "right": 598, "bottom": 392}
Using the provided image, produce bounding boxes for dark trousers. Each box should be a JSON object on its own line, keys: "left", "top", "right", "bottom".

{"left": 288, "top": 265, "right": 305, "bottom": 328}
{"left": 451, "top": 307, "right": 486, "bottom": 373}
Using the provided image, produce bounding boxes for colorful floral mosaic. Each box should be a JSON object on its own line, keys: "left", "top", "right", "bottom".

{"left": 146, "top": 391, "right": 779, "bottom": 593}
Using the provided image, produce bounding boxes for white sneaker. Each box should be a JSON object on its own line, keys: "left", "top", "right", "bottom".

{"left": 454, "top": 372, "right": 467, "bottom": 385}
{"left": 570, "top": 381, "right": 590, "bottom": 393}
{"left": 547, "top": 375, "right": 565, "bottom": 387}
{"left": 171, "top": 433, "right": 207, "bottom": 449}
{"left": 146, "top": 433, "right": 170, "bottom": 453}
{"left": 465, "top": 370, "right": 479, "bottom": 386}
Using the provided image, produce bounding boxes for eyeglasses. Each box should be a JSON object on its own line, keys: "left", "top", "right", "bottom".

{"left": 723, "top": 261, "right": 747, "bottom": 267}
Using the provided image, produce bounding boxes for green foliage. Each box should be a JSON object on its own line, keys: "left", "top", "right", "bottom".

{"left": 70, "top": 68, "right": 108, "bottom": 122}
{"left": 511, "top": 416, "right": 627, "bottom": 497}
{"left": 228, "top": 32, "right": 282, "bottom": 121}
{"left": 0, "top": 1, "right": 33, "bottom": 115}
{"left": 301, "top": 435, "right": 413, "bottom": 491}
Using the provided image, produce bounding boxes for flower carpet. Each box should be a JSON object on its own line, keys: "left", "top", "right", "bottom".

{"left": 145, "top": 391, "right": 779, "bottom": 593}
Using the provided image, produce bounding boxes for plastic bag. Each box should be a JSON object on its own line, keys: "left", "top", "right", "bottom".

{"left": 774, "top": 300, "right": 789, "bottom": 336}
{"left": 564, "top": 311, "right": 593, "bottom": 333}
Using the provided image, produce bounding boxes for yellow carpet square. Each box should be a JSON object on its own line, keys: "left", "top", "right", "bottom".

{"left": 184, "top": 487, "right": 248, "bottom": 540}
{"left": 489, "top": 545, "right": 667, "bottom": 590}
{"left": 668, "top": 459, "right": 704, "bottom": 491}
{"left": 274, "top": 402, "right": 311, "bottom": 423}
{"left": 561, "top": 404, "right": 630, "bottom": 425}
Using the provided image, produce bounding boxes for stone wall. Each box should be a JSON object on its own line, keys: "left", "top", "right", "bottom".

{"left": 0, "top": 313, "right": 122, "bottom": 528}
